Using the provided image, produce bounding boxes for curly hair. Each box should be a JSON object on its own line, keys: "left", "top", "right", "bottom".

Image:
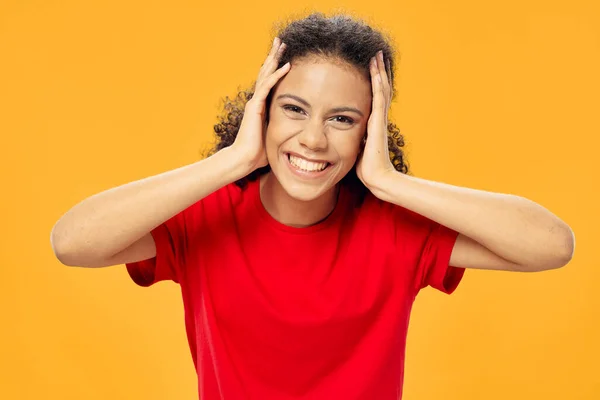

{"left": 206, "top": 11, "right": 409, "bottom": 201}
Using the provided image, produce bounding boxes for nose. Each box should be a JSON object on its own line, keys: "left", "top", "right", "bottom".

{"left": 297, "top": 119, "right": 327, "bottom": 151}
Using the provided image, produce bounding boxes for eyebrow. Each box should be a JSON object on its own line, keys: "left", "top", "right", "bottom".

{"left": 275, "top": 93, "right": 364, "bottom": 118}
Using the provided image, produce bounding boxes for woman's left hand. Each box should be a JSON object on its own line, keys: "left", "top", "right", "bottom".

{"left": 356, "top": 50, "right": 396, "bottom": 195}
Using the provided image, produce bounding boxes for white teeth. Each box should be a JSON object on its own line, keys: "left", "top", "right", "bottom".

{"left": 289, "top": 155, "right": 327, "bottom": 172}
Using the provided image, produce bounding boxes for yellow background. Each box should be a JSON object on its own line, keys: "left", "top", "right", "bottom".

{"left": 1, "top": 0, "right": 598, "bottom": 399}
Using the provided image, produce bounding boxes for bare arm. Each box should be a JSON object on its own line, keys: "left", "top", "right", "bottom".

{"left": 51, "top": 37, "right": 290, "bottom": 268}
{"left": 50, "top": 146, "right": 249, "bottom": 267}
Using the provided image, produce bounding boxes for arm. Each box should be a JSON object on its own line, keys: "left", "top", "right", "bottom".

{"left": 51, "top": 36, "right": 292, "bottom": 268}
{"left": 357, "top": 51, "right": 575, "bottom": 273}
{"left": 50, "top": 146, "right": 248, "bottom": 268}
{"left": 371, "top": 172, "right": 575, "bottom": 272}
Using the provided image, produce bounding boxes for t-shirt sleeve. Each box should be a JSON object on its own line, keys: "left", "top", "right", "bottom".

{"left": 394, "top": 206, "right": 465, "bottom": 295}
{"left": 125, "top": 207, "right": 191, "bottom": 287}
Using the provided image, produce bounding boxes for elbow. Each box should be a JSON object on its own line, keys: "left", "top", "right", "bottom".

{"left": 556, "top": 225, "right": 576, "bottom": 268}
{"left": 527, "top": 225, "right": 576, "bottom": 272}
{"left": 50, "top": 223, "right": 78, "bottom": 267}
{"left": 52, "top": 249, "right": 78, "bottom": 267}
{"left": 50, "top": 222, "right": 113, "bottom": 268}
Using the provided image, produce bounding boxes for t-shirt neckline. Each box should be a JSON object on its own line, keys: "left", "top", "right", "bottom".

{"left": 249, "top": 177, "right": 348, "bottom": 234}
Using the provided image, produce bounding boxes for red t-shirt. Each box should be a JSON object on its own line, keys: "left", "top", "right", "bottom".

{"left": 126, "top": 177, "right": 465, "bottom": 399}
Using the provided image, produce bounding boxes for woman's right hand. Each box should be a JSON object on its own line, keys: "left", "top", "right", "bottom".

{"left": 232, "top": 37, "right": 290, "bottom": 173}
{"left": 51, "top": 39, "right": 290, "bottom": 268}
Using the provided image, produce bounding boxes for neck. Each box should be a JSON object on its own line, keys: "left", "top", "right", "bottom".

{"left": 259, "top": 173, "right": 339, "bottom": 228}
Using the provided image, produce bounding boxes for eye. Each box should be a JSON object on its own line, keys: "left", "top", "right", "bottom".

{"left": 332, "top": 116, "right": 354, "bottom": 125}
{"left": 282, "top": 104, "right": 354, "bottom": 125}
{"left": 282, "top": 104, "right": 305, "bottom": 114}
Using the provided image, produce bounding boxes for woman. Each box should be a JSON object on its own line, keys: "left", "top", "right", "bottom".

{"left": 50, "top": 12, "right": 575, "bottom": 400}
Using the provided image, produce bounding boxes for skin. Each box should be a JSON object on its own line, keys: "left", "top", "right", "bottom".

{"left": 50, "top": 37, "right": 574, "bottom": 273}
{"left": 260, "top": 56, "right": 373, "bottom": 227}
{"left": 259, "top": 44, "right": 575, "bottom": 271}
{"left": 361, "top": 50, "right": 575, "bottom": 272}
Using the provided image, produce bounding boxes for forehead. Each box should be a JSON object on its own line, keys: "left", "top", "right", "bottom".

{"left": 273, "top": 56, "right": 372, "bottom": 110}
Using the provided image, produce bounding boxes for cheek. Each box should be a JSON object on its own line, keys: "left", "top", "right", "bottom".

{"left": 264, "top": 126, "right": 277, "bottom": 154}
{"left": 264, "top": 121, "right": 291, "bottom": 160}
{"left": 335, "top": 125, "right": 365, "bottom": 154}
{"left": 330, "top": 134, "right": 363, "bottom": 161}
{"left": 264, "top": 121, "right": 280, "bottom": 146}
{"left": 265, "top": 115, "right": 299, "bottom": 149}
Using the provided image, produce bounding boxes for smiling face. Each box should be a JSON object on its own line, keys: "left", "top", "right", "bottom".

{"left": 265, "top": 56, "right": 373, "bottom": 202}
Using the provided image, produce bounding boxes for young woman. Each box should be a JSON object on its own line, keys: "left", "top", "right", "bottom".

{"left": 50, "top": 12, "right": 575, "bottom": 400}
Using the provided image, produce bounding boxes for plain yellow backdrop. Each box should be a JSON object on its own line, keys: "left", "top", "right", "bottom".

{"left": 1, "top": 0, "right": 598, "bottom": 399}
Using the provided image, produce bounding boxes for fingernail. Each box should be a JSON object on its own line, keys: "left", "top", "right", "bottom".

{"left": 378, "top": 50, "right": 383, "bottom": 60}
{"left": 273, "top": 37, "right": 279, "bottom": 46}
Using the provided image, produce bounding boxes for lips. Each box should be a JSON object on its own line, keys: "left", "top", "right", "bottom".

{"left": 287, "top": 153, "right": 329, "bottom": 172}
{"left": 284, "top": 152, "right": 333, "bottom": 178}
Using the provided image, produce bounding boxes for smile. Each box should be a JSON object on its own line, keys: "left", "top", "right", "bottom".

{"left": 285, "top": 152, "right": 333, "bottom": 178}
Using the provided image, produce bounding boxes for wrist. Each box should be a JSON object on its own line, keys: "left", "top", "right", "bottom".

{"left": 210, "top": 146, "right": 254, "bottom": 183}
{"left": 367, "top": 168, "right": 400, "bottom": 202}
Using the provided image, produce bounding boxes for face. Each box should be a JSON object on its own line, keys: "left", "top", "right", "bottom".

{"left": 265, "top": 56, "right": 373, "bottom": 202}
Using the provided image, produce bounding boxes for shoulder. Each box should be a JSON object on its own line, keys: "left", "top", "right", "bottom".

{"left": 194, "top": 179, "right": 258, "bottom": 223}
{"left": 353, "top": 190, "right": 403, "bottom": 219}
{"left": 354, "top": 191, "right": 437, "bottom": 234}
{"left": 202, "top": 180, "right": 244, "bottom": 205}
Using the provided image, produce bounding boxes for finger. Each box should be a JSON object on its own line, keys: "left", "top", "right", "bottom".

{"left": 259, "top": 38, "right": 280, "bottom": 73}
{"left": 368, "top": 56, "right": 388, "bottom": 144}
{"left": 384, "top": 58, "right": 393, "bottom": 100}
{"left": 370, "top": 56, "right": 385, "bottom": 112}
{"left": 255, "top": 62, "right": 291, "bottom": 99}
{"left": 376, "top": 51, "right": 391, "bottom": 105}
{"left": 268, "top": 41, "right": 286, "bottom": 67}
{"left": 258, "top": 42, "right": 286, "bottom": 82}
{"left": 272, "top": 43, "right": 287, "bottom": 67}
{"left": 270, "top": 37, "right": 281, "bottom": 57}
{"left": 265, "top": 38, "right": 283, "bottom": 65}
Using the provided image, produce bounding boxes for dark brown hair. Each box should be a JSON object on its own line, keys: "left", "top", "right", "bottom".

{"left": 206, "top": 11, "right": 409, "bottom": 200}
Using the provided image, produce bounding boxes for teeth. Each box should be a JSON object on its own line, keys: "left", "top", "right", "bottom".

{"left": 289, "top": 155, "right": 327, "bottom": 172}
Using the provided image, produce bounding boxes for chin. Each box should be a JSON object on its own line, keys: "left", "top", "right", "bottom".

{"left": 279, "top": 180, "right": 332, "bottom": 202}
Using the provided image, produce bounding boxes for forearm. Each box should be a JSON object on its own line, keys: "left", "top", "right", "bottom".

{"left": 372, "top": 171, "right": 575, "bottom": 269}
{"left": 51, "top": 146, "right": 248, "bottom": 261}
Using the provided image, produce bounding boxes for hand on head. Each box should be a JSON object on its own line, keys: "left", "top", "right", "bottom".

{"left": 231, "top": 37, "right": 290, "bottom": 174}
